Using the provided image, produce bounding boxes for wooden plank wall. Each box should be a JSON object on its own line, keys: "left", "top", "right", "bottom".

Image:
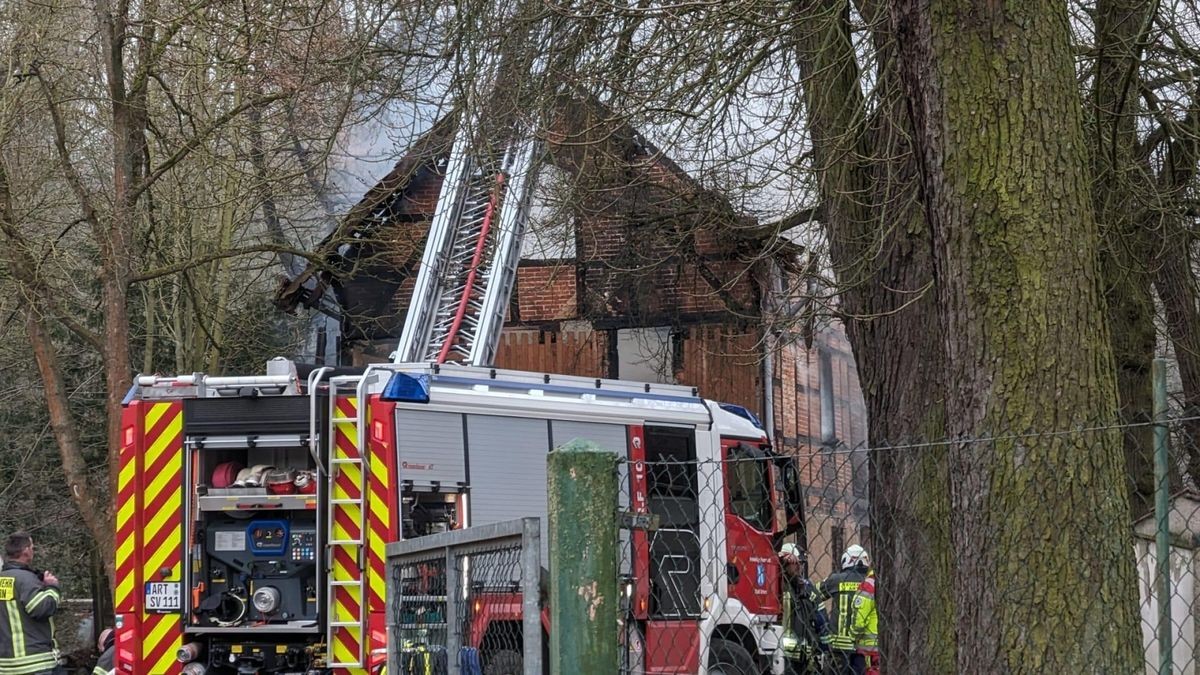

{"left": 493, "top": 329, "right": 606, "bottom": 377}
{"left": 673, "top": 325, "right": 763, "bottom": 414}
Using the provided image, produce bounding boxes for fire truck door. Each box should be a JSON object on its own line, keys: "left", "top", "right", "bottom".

{"left": 641, "top": 426, "right": 702, "bottom": 671}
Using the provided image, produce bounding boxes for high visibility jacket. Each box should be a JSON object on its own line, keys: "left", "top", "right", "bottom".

{"left": 852, "top": 573, "right": 878, "bottom": 655}
{"left": 92, "top": 646, "right": 114, "bottom": 675}
{"left": 0, "top": 562, "right": 61, "bottom": 675}
{"left": 819, "top": 568, "right": 866, "bottom": 651}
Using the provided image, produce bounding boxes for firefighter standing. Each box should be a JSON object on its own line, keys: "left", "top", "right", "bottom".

{"left": 778, "top": 543, "right": 829, "bottom": 674}
{"left": 820, "top": 544, "right": 869, "bottom": 675}
{"left": 0, "top": 532, "right": 62, "bottom": 675}
{"left": 851, "top": 571, "right": 879, "bottom": 675}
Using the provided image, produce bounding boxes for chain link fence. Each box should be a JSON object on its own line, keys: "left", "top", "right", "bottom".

{"left": 613, "top": 414, "right": 1200, "bottom": 675}
{"left": 383, "top": 417, "right": 1200, "bottom": 674}
{"left": 387, "top": 518, "right": 542, "bottom": 675}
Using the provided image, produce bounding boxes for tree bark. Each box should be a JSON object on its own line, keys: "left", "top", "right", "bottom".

{"left": 96, "top": 0, "right": 154, "bottom": 567}
{"left": 1155, "top": 229, "right": 1200, "bottom": 480}
{"left": 1091, "top": 0, "right": 1157, "bottom": 517}
{"left": 793, "top": 1, "right": 952, "bottom": 670}
{"left": 889, "top": 0, "right": 1142, "bottom": 671}
{"left": 1150, "top": 95, "right": 1200, "bottom": 484}
{"left": 25, "top": 308, "right": 118, "bottom": 585}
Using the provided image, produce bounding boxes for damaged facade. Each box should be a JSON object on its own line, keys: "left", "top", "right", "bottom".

{"left": 276, "top": 98, "right": 869, "bottom": 577}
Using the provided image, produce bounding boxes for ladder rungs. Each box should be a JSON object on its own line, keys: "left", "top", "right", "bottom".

{"left": 332, "top": 417, "right": 357, "bottom": 424}
{"left": 328, "top": 539, "right": 366, "bottom": 546}
{"left": 330, "top": 498, "right": 364, "bottom": 505}
{"left": 330, "top": 621, "right": 364, "bottom": 628}
{"left": 330, "top": 457, "right": 363, "bottom": 465}
{"left": 330, "top": 580, "right": 363, "bottom": 587}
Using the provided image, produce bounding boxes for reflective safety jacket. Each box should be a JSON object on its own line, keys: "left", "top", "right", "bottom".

{"left": 852, "top": 573, "right": 878, "bottom": 656}
{"left": 819, "top": 568, "right": 867, "bottom": 651}
{"left": 0, "top": 562, "right": 61, "bottom": 675}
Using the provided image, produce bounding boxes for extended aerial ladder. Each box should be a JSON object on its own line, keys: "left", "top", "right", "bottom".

{"left": 392, "top": 31, "right": 546, "bottom": 368}
{"left": 322, "top": 11, "right": 547, "bottom": 668}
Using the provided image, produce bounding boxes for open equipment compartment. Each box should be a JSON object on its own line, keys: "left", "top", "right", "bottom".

{"left": 182, "top": 395, "right": 324, "bottom": 656}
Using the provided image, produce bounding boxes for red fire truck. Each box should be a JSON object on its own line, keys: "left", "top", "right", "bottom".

{"left": 111, "top": 359, "right": 805, "bottom": 675}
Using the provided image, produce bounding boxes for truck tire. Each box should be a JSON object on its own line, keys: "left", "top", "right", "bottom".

{"left": 707, "top": 638, "right": 756, "bottom": 675}
{"left": 485, "top": 650, "right": 523, "bottom": 675}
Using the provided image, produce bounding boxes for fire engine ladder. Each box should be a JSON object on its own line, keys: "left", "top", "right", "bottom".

{"left": 324, "top": 373, "right": 370, "bottom": 668}
{"left": 393, "top": 126, "right": 540, "bottom": 367}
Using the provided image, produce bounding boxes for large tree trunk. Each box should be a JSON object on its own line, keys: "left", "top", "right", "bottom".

{"left": 890, "top": 0, "right": 1142, "bottom": 671}
{"left": 1091, "top": 0, "right": 1157, "bottom": 516}
{"left": 1156, "top": 231, "right": 1200, "bottom": 480}
{"left": 1151, "top": 98, "right": 1200, "bottom": 484}
{"left": 96, "top": 0, "right": 154, "bottom": 591}
{"left": 793, "top": 2, "right": 952, "bottom": 670}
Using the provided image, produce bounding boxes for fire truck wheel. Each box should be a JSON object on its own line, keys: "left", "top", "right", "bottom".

{"left": 484, "top": 649, "right": 523, "bottom": 675}
{"left": 707, "top": 638, "right": 756, "bottom": 675}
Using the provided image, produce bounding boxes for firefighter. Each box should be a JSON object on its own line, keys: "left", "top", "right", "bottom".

{"left": 851, "top": 571, "right": 879, "bottom": 675}
{"left": 820, "top": 544, "right": 869, "bottom": 675}
{"left": 92, "top": 628, "right": 114, "bottom": 675}
{"left": 778, "top": 543, "right": 829, "bottom": 674}
{"left": 0, "top": 532, "right": 63, "bottom": 675}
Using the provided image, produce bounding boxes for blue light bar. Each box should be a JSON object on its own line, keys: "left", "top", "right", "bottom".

{"left": 382, "top": 373, "right": 431, "bottom": 403}
{"left": 718, "top": 403, "right": 763, "bottom": 429}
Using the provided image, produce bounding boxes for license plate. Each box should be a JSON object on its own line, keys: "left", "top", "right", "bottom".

{"left": 144, "top": 582, "right": 181, "bottom": 613}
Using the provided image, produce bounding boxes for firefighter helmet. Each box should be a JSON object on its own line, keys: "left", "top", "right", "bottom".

{"left": 779, "top": 542, "right": 805, "bottom": 566}
{"left": 98, "top": 627, "right": 113, "bottom": 651}
{"left": 841, "top": 544, "right": 870, "bottom": 570}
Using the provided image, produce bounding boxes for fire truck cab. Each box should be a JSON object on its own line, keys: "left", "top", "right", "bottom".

{"left": 113, "top": 358, "right": 805, "bottom": 674}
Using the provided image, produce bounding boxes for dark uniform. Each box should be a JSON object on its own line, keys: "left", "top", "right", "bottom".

{"left": 0, "top": 562, "right": 62, "bottom": 675}
{"left": 92, "top": 631, "right": 114, "bottom": 675}
{"left": 820, "top": 568, "right": 867, "bottom": 675}
{"left": 92, "top": 646, "right": 113, "bottom": 675}
{"left": 782, "top": 574, "right": 830, "bottom": 674}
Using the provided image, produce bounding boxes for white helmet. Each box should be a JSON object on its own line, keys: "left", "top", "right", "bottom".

{"left": 779, "top": 543, "right": 802, "bottom": 559}
{"left": 841, "top": 544, "right": 869, "bottom": 570}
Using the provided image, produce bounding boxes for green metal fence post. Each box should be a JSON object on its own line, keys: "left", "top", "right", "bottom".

{"left": 1153, "top": 357, "right": 1172, "bottom": 675}
{"left": 548, "top": 440, "right": 619, "bottom": 675}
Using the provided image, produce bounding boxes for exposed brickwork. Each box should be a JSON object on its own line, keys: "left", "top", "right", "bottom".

{"left": 515, "top": 265, "right": 577, "bottom": 322}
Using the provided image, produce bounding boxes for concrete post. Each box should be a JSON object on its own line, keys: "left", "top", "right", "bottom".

{"left": 1153, "top": 358, "right": 1172, "bottom": 675}
{"left": 547, "top": 440, "right": 619, "bottom": 675}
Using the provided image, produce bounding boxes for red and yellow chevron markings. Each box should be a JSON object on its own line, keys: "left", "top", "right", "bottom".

{"left": 366, "top": 396, "right": 398, "bottom": 669}
{"left": 331, "top": 395, "right": 364, "bottom": 668}
{"left": 115, "top": 400, "right": 184, "bottom": 675}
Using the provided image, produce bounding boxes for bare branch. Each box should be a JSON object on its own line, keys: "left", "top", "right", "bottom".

{"left": 130, "top": 92, "right": 291, "bottom": 201}
{"left": 130, "top": 244, "right": 321, "bottom": 283}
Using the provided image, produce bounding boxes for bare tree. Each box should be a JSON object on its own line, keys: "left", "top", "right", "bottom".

{"left": 0, "top": 0, "right": 412, "bottom": 585}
